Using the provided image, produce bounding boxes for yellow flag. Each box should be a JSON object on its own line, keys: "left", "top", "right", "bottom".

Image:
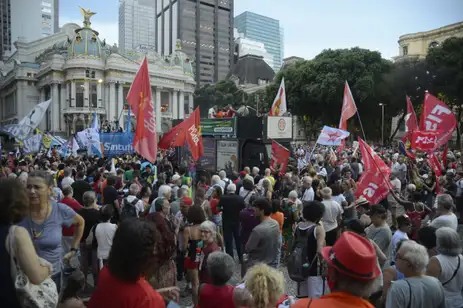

{"left": 42, "top": 134, "right": 53, "bottom": 148}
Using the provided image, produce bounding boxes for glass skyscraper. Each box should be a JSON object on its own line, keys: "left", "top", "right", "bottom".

{"left": 234, "top": 11, "right": 283, "bottom": 72}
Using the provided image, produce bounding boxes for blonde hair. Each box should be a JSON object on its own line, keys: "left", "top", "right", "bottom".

{"left": 245, "top": 264, "right": 284, "bottom": 308}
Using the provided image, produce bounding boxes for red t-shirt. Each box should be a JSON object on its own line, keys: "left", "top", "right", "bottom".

{"left": 61, "top": 197, "right": 83, "bottom": 236}
{"left": 199, "top": 284, "right": 235, "bottom": 308}
{"left": 210, "top": 198, "right": 220, "bottom": 215}
{"left": 88, "top": 267, "right": 166, "bottom": 308}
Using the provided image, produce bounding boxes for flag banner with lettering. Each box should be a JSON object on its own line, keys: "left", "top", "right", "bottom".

{"left": 0, "top": 99, "right": 51, "bottom": 141}
{"left": 270, "top": 140, "right": 291, "bottom": 175}
{"left": 269, "top": 78, "right": 287, "bottom": 116}
{"left": 316, "top": 126, "right": 350, "bottom": 146}
{"left": 99, "top": 133, "right": 134, "bottom": 156}
{"left": 355, "top": 171, "right": 390, "bottom": 205}
{"left": 410, "top": 130, "right": 440, "bottom": 152}
{"left": 77, "top": 128, "right": 103, "bottom": 157}
{"left": 358, "top": 137, "right": 391, "bottom": 176}
{"left": 182, "top": 107, "right": 203, "bottom": 161}
{"left": 22, "top": 134, "right": 42, "bottom": 154}
{"left": 419, "top": 93, "right": 457, "bottom": 149}
{"left": 126, "top": 56, "right": 157, "bottom": 162}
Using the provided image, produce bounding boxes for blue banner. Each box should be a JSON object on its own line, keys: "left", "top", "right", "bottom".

{"left": 100, "top": 133, "right": 134, "bottom": 156}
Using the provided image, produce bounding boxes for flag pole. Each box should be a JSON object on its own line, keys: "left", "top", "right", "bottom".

{"left": 356, "top": 109, "right": 367, "bottom": 142}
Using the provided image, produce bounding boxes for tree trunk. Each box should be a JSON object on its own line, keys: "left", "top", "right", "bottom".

{"left": 389, "top": 113, "right": 407, "bottom": 142}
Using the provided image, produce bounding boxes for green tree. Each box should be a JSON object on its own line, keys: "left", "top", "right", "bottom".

{"left": 194, "top": 80, "right": 247, "bottom": 117}
{"left": 426, "top": 37, "right": 463, "bottom": 147}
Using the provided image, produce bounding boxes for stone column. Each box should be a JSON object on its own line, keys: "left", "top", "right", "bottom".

{"left": 71, "top": 82, "right": 76, "bottom": 107}
{"left": 38, "top": 89, "right": 47, "bottom": 130}
{"left": 59, "top": 84, "right": 66, "bottom": 131}
{"left": 104, "top": 84, "right": 109, "bottom": 120}
{"left": 188, "top": 93, "right": 194, "bottom": 114}
{"left": 109, "top": 82, "right": 116, "bottom": 124}
{"left": 51, "top": 83, "right": 60, "bottom": 132}
{"left": 155, "top": 88, "right": 162, "bottom": 133}
{"left": 117, "top": 83, "right": 124, "bottom": 129}
{"left": 97, "top": 82, "right": 103, "bottom": 108}
{"left": 178, "top": 91, "right": 185, "bottom": 119}
{"left": 172, "top": 90, "right": 178, "bottom": 120}
{"left": 84, "top": 80, "right": 89, "bottom": 107}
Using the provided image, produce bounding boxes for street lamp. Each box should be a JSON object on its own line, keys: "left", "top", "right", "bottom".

{"left": 379, "top": 103, "right": 387, "bottom": 145}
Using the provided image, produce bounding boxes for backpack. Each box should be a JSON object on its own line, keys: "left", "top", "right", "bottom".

{"left": 120, "top": 197, "right": 139, "bottom": 221}
{"left": 287, "top": 225, "right": 316, "bottom": 282}
{"left": 281, "top": 199, "right": 296, "bottom": 229}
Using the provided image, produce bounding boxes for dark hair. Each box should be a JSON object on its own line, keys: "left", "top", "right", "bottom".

{"left": 302, "top": 201, "right": 325, "bottom": 223}
{"left": 101, "top": 204, "right": 114, "bottom": 221}
{"left": 345, "top": 219, "right": 365, "bottom": 235}
{"left": 212, "top": 186, "right": 222, "bottom": 199}
{"left": 271, "top": 199, "right": 281, "bottom": 214}
{"left": 0, "top": 179, "right": 29, "bottom": 224}
{"left": 76, "top": 171, "right": 85, "bottom": 180}
{"left": 60, "top": 270, "right": 85, "bottom": 303}
{"left": 107, "top": 175, "right": 117, "bottom": 186}
{"left": 139, "top": 186, "right": 151, "bottom": 198}
{"left": 94, "top": 171, "right": 102, "bottom": 182}
{"left": 417, "top": 226, "right": 437, "bottom": 250}
{"left": 154, "top": 197, "right": 166, "bottom": 212}
{"left": 187, "top": 205, "right": 206, "bottom": 225}
{"left": 108, "top": 219, "right": 158, "bottom": 282}
{"left": 116, "top": 169, "right": 124, "bottom": 175}
{"left": 253, "top": 198, "right": 272, "bottom": 216}
{"left": 330, "top": 183, "right": 342, "bottom": 196}
{"left": 179, "top": 166, "right": 187, "bottom": 175}
{"left": 62, "top": 185, "right": 73, "bottom": 196}
{"left": 29, "top": 170, "right": 54, "bottom": 187}
{"left": 242, "top": 178, "right": 254, "bottom": 191}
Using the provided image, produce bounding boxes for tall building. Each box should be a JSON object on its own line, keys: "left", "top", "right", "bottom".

{"left": 234, "top": 29, "right": 274, "bottom": 70}
{"left": 234, "top": 11, "right": 283, "bottom": 72}
{"left": 394, "top": 21, "right": 463, "bottom": 61}
{"left": 155, "top": 0, "right": 234, "bottom": 87}
{"left": 119, "top": 0, "right": 156, "bottom": 53}
{"left": 0, "top": 0, "right": 58, "bottom": 59}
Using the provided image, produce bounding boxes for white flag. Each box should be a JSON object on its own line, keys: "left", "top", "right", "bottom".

{"left": 22, "top": 134, "right": 42, "bottom": 154}
{"left": 71, "top": 137, "right": 80, "bottom": 156}
{"left": 0, "top": 99, "right": 51, "bottom": 141}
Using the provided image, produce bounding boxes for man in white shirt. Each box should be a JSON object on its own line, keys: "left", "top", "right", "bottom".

{"left": 430, "top": 194, "right": 458, "bottom": 231}
{"left": 125, "top": 184, "right": 145, "bottom": 217}
{"left": 61, "top": 168, "right": 75, "bottom": 188}
{"left": 301, "top": 176, "right": 314, "bottom": 202}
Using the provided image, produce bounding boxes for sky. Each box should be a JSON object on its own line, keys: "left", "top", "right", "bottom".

{"left": 60, "top": 0, "right": 463, "bottom": 60}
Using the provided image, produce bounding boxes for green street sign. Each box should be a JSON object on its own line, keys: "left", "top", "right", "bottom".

{"left": 200, "top": 118, "right": 236, "bottom": 136}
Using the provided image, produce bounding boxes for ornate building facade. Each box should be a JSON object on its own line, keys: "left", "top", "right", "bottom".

{"left": 0, "top": 13, "right": 195, "bottom": 136}
{"left": 394, "top": 21, "right": 463, "bottom": 61}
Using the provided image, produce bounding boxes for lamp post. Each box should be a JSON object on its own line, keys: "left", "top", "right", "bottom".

{"left": 379, "top": 103, "right": 386, "bottom": 145}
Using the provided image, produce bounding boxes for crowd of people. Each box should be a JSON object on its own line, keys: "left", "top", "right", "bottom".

{"left": 0, "top": 143, "right": 463, "bottom": 308}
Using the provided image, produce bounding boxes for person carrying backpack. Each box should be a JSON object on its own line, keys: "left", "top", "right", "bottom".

{"left": 287, "top": 201, "right": 327, "bottom": 299}
{"left": 120, "top": 184, "right": 145, "bottom": 220}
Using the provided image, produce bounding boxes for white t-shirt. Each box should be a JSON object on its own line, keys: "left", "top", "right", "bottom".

{"left": 95, "top": 222, "right": 117, "bottom": 259}
{"left": 390, "top": 178, "right": 402, "bottom": 193}
{"left": 61, "top": 176, "right": 74, "bottom": 188}
{"left": 391, "top": 230, "right": 409, "bottom": 262}
{"left": 125, "top": 195, "right": 145, "bottom": 217}
{"left": 321, "top": 200, "right": 343, "bottom": 232}
{"left": 430, "top": 213, "right": 458, "bottom": 231}
{"left": 302, "top": 187, "right": 314, "bottom": 202}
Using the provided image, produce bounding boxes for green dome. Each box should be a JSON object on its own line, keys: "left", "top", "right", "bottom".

{"left": 68, "top": 28, "right": 104, "bottom": 58}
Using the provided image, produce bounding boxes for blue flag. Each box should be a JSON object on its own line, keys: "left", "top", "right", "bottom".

{"left": 91, "top": 112, "right": 99, "bottom": 131}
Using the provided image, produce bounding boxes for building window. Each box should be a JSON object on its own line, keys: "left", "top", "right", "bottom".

{"left": 402, "top": 46, "right": 408, "bottom": 56}
{"left": 76, "top": 82, "right": 84, "bottom": 107}
{"left": 90, "top": 83, "right": 97, "bottom": 108}
{"left": 429, "top": 41, "right": 440, "bottom": 49}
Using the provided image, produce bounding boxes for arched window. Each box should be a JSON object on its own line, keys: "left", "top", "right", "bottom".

{"left": 429, "top": 41, "right": 440, "bottom": 49}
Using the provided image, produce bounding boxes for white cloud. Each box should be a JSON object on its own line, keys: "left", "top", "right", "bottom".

{"left": 60, "top": 17, "right": 118, "bottom": 46}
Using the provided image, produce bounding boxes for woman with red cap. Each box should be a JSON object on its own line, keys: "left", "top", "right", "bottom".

{"left": 291, "top": 231, "right": 381, "bottom": 308}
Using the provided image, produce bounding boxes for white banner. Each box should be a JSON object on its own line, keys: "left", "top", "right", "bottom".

{"left": 22, "top": 134, "right": 42, "bottom": 154}
{"left": 0, "top": 99, "right": 51, "bottom": 141}
{"left": 267, "top": 116, "right": 292, "bottom": 139}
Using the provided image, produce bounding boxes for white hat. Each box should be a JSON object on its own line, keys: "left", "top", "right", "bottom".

{"left": 172, "top": 174, "right": 181, "bottom": 181}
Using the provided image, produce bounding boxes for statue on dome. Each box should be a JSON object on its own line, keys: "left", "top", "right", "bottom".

{"left": 79, "top": 7, "right": 96, "bottom": 28}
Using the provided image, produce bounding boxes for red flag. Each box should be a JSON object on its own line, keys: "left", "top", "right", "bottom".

{"left": 158, "top": 124, "right": 186, "bottom": 150}
{"left": 355, "top": 171, "right": 390, "bottom": 205}
{"left": 182, "top": 107, "right": 203, "bottom": 161}
{"left": 126, "top": 57, "right": 157, "bottom": 162}
{"left": 402, "top": 95, "right": 419, "bottom": 143}
{"left": 338, "top": 81, "right": 357, "bottom": 131}
{"left": 410, "top": 130, "right": 440, "bottom": 152}
{"left": 419, "top": 93, "right": 457, "bottom": 149}
{"left": 358, "top": 137, "right": 391, "bottom": 176}
{"left": 442, "top": 145, "right": 448, "bottom": 169}
{"left": 270, "top": 140, "right": 290, "bottom": 175}
{"left": 428, "top": 154, "right": 443, "bottom": 177}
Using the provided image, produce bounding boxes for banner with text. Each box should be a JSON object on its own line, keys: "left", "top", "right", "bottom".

{"left": 200, "top": 118, "right": 236, "bottom": 136}
{"left": 99, "top": 133, "right": 134, "bottom": 156}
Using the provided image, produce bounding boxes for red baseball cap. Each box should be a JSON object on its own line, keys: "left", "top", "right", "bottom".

{"left": 181, "top": 196, "right": 193, "bottom": 206}
{"left": 321, "top": 231, "right": 380, "bottom": 281}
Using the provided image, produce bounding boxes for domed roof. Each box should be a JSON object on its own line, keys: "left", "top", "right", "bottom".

{"left": 68, "top": 27, "right": 104, "bottom": 58}
{"left": 169, "top": 40, "right": 193, "bottom": 75}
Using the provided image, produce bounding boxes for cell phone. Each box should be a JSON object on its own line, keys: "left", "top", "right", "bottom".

{"left": 166, "top": 301, "right": 180, "bottom": 308}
